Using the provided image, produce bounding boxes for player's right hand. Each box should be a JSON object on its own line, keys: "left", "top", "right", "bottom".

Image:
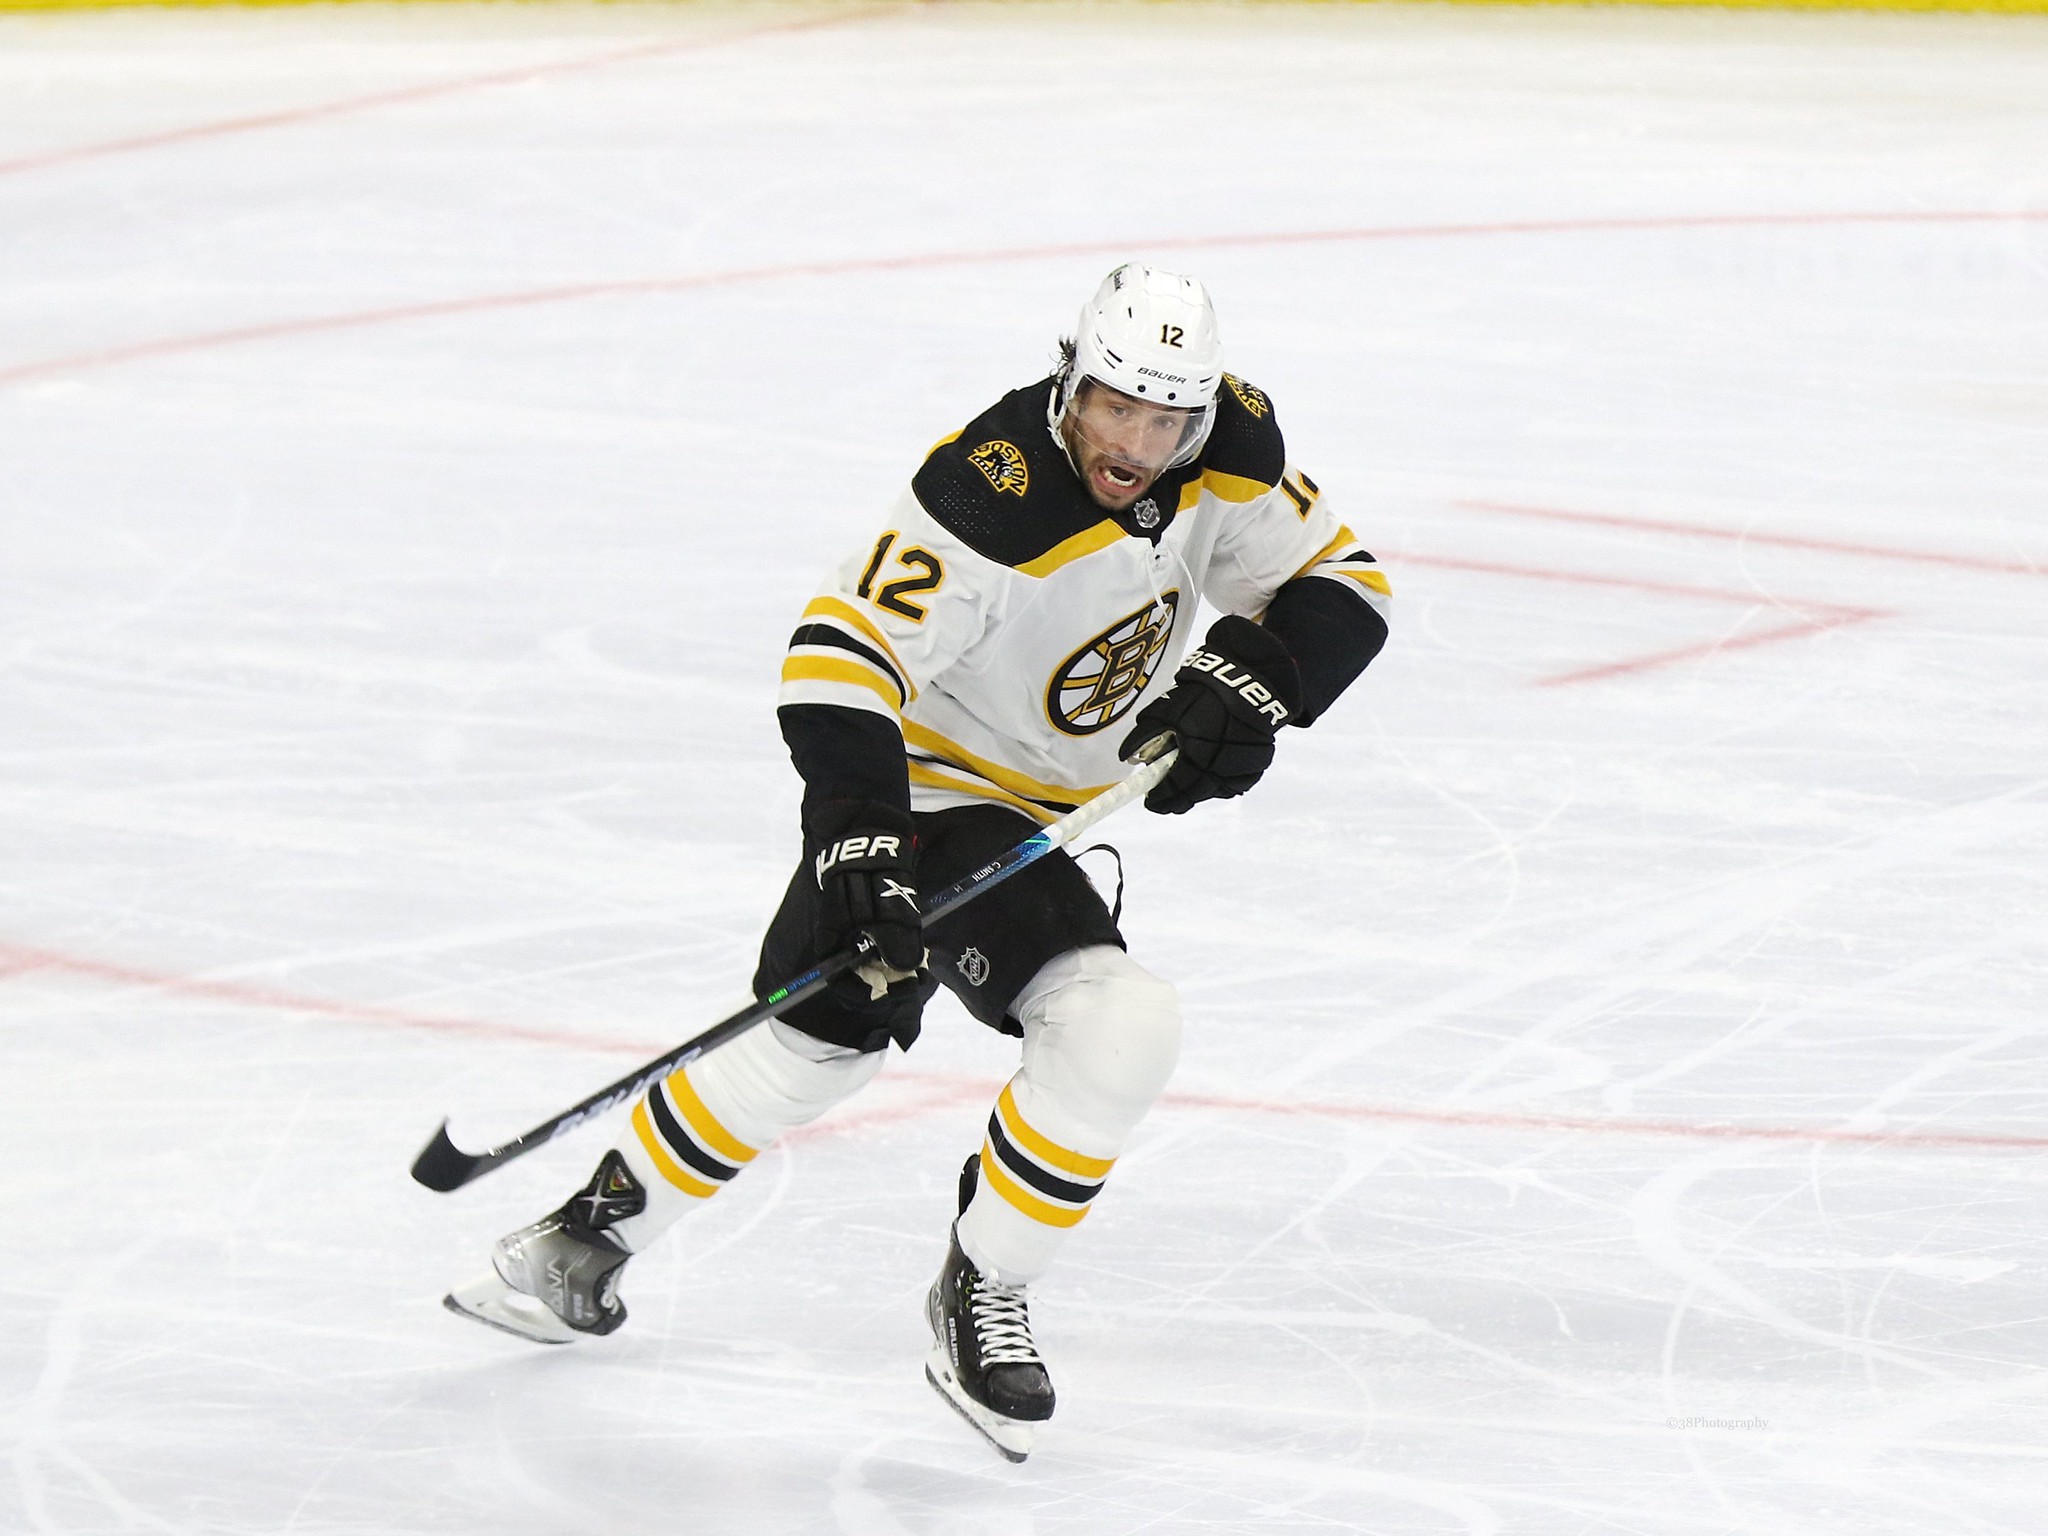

{"left": 812, "top": 804, "right": 927, "bottom": 987}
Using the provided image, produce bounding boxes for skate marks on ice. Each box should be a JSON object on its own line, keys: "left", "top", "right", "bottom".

{"left": 1373, "top": 491, "right": 2047, "bottom": 694}
{"left": 1629, "top": 1144, "right": 2048, "bottom": 1531}
{"left": 7, "top": 205, "right": 2048, "bottom": 396}
{"left": 9, "top": 1242, "right": 165, "bottom": 1536}
{"left": 0, "top": 3, "right": 907, "bottom": 181}
{"left": 1137, "top": 783, "right": 2048, "bottom": 1153}
{"left": 6, "top": 932, "right": 2042, "bottom": 1157}
{"left": 1430, "top": 786, "right": 2048, "bottom": 1103}
{"left": 8, "top": 946, "right": 2039, "bottom": 1531}
{"left": 1462, "top": 498, "right": 2048, "bottom": 582}
{"left": 1070, "top": 1131, "right": 2048, "bottom": 1529}
{"left": 1407, "top": 493, "right": 2048, "bottom": 687}
{"left": 1398, "top": 551, "right": 1893, "bottom": 690}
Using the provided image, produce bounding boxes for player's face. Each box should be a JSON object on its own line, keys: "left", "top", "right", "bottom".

{"left": 1061, "top": 380, "right": 1199, "bottom": 511}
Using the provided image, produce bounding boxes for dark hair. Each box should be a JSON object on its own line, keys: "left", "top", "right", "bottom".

{"left": 1054, "top": 335, "right": 1076, "bottom": 384}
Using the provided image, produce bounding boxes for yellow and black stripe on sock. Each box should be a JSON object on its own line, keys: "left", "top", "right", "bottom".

{"left": 976, "top": 1082, "right": 1116, "bottom": 1229}
{"left": 630, "top": 1068, "right": 759, "bottom": 1200}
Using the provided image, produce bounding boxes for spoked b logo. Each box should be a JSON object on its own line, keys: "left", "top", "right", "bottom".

{"left": 1046, "top": 591, "right": 1180, "bottom": 736}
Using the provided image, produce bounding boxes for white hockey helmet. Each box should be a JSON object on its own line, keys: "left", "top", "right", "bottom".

{"left": 1054, "top": 264, "right": 1224, "bottom": 472}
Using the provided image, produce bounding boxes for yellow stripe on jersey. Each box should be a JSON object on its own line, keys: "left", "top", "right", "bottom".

{"left": 1333, "top": 566, "right": 1393, "bottom": 597}
{"left": 1201, "top": 468, "right": 1276, "bottom": 504}
{"left": 980, "top": 1144, "right": 1091, "bottom": 1229}
{"left": 1017, "top": 519, "right": 1126, "bottom": 578}
{"left": 925, "top": 428, "right": 964, "bottom": 459}
{"left": 1290, "top": 526, "right": 1356, "bottom": 581}
{"left": 908, "top": 763, "right": 1058, "bottom": 825}
{"left": 1289, "top": 525, "right": 1393, "bottom": 598}
{"left": 902, "top": 721, "right": 1114, "bottom": 811}
{"left": 781, "top": 654, "right": 902, "bottom": 711}
{"left": 996, "top": 1084, "right": 1117, "bottom": 1180}
{"left": 632, "top": 1100, "right": 721, "bottom": 1199}
{"left": 1176, "top": 467, "right": 1278, "bottom": 514}
{"left": 800, "top": 596, "right": 917, "bottom": 701}
{"left": 664, "top": 1069, "right": 758, "bottom": 1166}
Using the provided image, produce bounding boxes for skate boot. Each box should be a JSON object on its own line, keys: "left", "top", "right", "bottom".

{"left": 443, "top": 1151, "right": 641, "bottom": 1345}
{"left": 924, "top": 1221, "right": 1056, "bottom": 1462}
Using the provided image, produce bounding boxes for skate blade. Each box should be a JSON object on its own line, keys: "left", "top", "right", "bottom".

{"left": 442, "top": 1273, "right": 578, "bottom": 1346}
{"left": 924, "top": 1350, "right": 1038, "bottom": 1463}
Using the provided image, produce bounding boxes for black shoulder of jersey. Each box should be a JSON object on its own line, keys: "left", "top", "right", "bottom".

{"left": 911, "top": 378, "right": 1106, "bottom": 569}
{"left": 1200, "top": 374, "right": 1287, "bottom": 490}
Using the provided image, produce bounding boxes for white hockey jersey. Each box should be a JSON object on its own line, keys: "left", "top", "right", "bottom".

{"left": 778, "top": 374, "right": 1391, "bottom": 825}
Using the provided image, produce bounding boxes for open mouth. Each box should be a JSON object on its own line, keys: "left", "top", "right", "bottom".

{"left": 1096, "top": 461, "right": 1145, "bottom": 495}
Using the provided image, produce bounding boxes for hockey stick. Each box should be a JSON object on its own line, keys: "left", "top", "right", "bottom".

{"left": 409, "top": 743, "right": 1178, "bottom": 1192}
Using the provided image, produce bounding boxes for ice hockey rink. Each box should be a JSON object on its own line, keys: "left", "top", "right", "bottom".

{"left": 4, "top": 0, "right": 2046, "bottom": 1529}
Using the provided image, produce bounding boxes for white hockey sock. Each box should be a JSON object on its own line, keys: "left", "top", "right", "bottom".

{"left": 602, "top": 1018, "right": 883, "bottom": 1253}
{"left": 956, "top": 945, "right": 1182, "bottom": 1287}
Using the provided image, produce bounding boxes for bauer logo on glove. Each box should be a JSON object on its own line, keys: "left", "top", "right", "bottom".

{"left": 1118, "top": 615, "right": 1303, "bottom": 817}
{"left": 805, "top": 803, "right": 928, "bottom": 982}
{"left": 814, "top": 833, "right": 908, "bottom": 884}
{"left": 1177, "top": 649, "right": 1293, "bottom": 727}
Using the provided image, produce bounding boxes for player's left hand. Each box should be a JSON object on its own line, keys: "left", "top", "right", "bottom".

{"left": 1119, "top": 615, "right": 1303, "bottom": 815}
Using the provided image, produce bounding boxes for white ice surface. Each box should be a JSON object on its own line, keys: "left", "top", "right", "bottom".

{"left": 4, "top": 3, "right": 2047, "bottom": 1531}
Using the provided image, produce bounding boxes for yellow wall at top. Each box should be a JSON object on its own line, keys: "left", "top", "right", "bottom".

{"left": 4, "top": 0, "right": 2045, "bottom": 16}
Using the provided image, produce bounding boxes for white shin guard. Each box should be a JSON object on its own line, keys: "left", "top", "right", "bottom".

{"left": 957, "top": 945, "right": 1181, "bottom": 1286}
{"left": 604, "top": 1018, "right": 883, "bottom": 1253}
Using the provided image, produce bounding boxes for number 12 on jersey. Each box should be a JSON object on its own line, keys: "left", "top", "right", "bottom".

{"left": 856, "top": 532, "right": 946, "bottom": 622}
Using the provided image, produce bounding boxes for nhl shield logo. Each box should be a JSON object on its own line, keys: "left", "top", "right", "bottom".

{"left": 1132, "top": 497, "right": 1161, "bottom": 530}
{"left": 967, "top": 439, "right": 1030, "bottom": 498}
{"left": 957, "top": 947, "right": 991, "bottom": 987}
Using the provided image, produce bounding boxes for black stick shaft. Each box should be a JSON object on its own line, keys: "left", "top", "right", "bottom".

{"left": 409, "top": 749, "right": 1174, "bottom": 1192}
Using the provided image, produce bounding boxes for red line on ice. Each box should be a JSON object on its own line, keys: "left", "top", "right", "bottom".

{"left": 1535, "top": 611, "right": 1885, "bottom": 688}
{"left": 786, "top": 1078, "right": 994, "bottom": 1145}
{"left": 6, "top": 938, "right": 2041, "bottom": 1155}
{"left": 1393, "top": 553, "right": 1892, "bottom": 686}
{"left": 1151, "top": 1084, "right": 2048, "bottom": 1155}
{"left": 1464, "top": 499, "right": 2047, "bottom": 579}
{"left": 1398, "top": 553, "right": 1879, "bottom": 616}
{"left": 0, "top": 940, "right": 651, "bottom": 1056}
{"left": 4, "top": 208, "right": 2046, "bottom": 389}
{"left": 0, "top": 5, "right": 905, "bottom": 180}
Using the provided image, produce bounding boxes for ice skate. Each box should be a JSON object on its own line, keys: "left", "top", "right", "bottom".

{"left": 444, "top": 1152, "right": 640, "bottom": 1345}
{"left": 924, "top": 1223, "right": 1055, "bottom": 1463}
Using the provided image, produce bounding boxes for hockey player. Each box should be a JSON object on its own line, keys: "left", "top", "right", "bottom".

{"left": 447, "top": 265, "right": 1392, "bottom": 1460}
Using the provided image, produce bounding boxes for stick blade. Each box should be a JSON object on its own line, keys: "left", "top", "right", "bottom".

{"left": 410, "top": 1119, "right": 487, "bottom": 1193}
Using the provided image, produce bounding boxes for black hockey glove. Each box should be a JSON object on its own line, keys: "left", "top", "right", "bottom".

{"left": 810, "top": 802, "right": 927, "bottom": 994}
{"left": 1119, "top": 615, "right": 1304, "bottom": 816}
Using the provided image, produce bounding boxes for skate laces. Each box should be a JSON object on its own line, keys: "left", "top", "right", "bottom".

{"left": 970, "top": 1274, "right": 1040, "bottom": 1366}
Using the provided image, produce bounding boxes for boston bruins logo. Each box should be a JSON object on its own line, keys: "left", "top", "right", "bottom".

{"left": 1046, "top": 592, "right": 1180, "bottom": 736}
{"left": 1223, "top": 373, "right": 1269, "bottom": 418}
{"left": 967, "top": 439, "right": 1029, "bottom": 497}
